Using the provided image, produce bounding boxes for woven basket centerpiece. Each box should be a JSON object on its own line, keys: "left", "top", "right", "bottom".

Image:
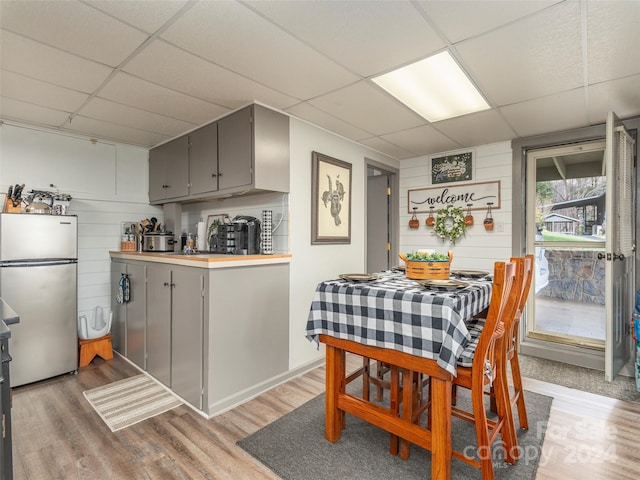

{"left": 399, "top": 251, "right": 453, "bottom": 280}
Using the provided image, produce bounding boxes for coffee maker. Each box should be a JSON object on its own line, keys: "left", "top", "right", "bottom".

{"left": 231, "top": 215, "right": 261, "bottom": 255}
{"left": 211, "top": 216, "right": 261, "bottom": 255}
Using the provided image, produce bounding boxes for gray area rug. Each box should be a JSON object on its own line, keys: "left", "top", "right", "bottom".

{"left": 518, "top": 354, "right": 640, "bottom": 403}
{"left": 239, "top": 386, "right": 552, "bottom": 480}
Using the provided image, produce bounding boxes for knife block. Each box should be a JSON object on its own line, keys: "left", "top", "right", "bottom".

{"left": 3, "top": 198, "right": 21, "bottom": 213}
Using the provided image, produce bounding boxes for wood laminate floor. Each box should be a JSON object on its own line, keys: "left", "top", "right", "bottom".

{"left": 10, "top": 354, "right": 640, "bottom": 479}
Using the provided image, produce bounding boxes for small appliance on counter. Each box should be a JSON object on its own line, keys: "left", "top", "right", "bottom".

{"left": 142, "top": 232, "right": 176, "bottom": 252}
{"left": 211, "top": 215, "right": 261, "bottom": 255}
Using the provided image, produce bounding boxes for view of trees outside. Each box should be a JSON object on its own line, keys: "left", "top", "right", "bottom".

{"left": 536, "top": 176, "right": 606, "bottom": 241}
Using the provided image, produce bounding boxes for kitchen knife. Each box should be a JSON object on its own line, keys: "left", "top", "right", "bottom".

{"left": 7, "top": 185, "right": 13, "bottom": 199}
{"left": 12, "top": 184, "right": 24, "bottom": 206}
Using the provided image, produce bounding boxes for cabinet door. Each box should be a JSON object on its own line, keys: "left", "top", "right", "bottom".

{"left": 217, "top": 105, "right": 253, "bottom": 190}
{"left": 171, "top": 267, "right": 205, "bottom": 409}
{"left": 189, "top": 123, "right": 219, "bottom": 195}
{"left": 148, "top": 147, "right": 166, "bottom": 203}
{"left": 148, "top": 137, "right": 189, "bottom": 202}
{"left": 111, "top": 262, "right": 127, "bottom": 354}
{"left": 146, "top": 264, "right": 172, "bottom": 387}
{"left": 163, "top": 136, "right": 189, "bottom": 199}
{"left": 126, "top": 263, "right": 146, "bottom": 370}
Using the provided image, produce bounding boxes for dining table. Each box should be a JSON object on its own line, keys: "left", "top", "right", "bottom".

{"left": 305, "top": 269, "right": 493, "bottom": 480}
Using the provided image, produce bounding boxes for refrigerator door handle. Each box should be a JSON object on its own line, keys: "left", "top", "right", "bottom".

{"left": 1, "top": 259, "right": 77, "bottom": 268}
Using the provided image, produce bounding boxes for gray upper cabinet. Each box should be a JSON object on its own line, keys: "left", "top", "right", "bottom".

{"left": 149, "top": 136, "right": 189, "bottom": 203}
{"left": 217, "top": 104, "right": 289, "bottom": 196}
{"left": 148, "top": 103, "right": 289, "bottom": 204}
{"left": 189, "top": 122, "right": 219, "bottom": 195}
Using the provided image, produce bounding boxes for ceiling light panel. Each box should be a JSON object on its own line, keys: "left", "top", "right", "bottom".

{"left": 372, "top": 51, "right": 490, "bottom": 122}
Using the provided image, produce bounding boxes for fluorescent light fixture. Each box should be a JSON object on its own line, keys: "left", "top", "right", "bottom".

{"left": 372, "top": 51, "right": 490, "bottom": 122}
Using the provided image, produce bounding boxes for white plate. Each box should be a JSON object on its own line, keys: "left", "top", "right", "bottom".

{"left": 417, "top": 279, "right": 469, "bottom": 290}
{"left": 339, "top": 273, "right": 378, "bottom": 282}
{"left": 451, "top": 270, "right": 490, "bottom": 279}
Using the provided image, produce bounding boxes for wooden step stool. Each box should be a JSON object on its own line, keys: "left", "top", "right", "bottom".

{"left": 79, "top": 334, "right": 113, "bottom": 367}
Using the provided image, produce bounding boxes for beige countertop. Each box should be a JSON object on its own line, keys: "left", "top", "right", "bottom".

{"left": 110, "top": 251, "right": 291, "bottom": 269}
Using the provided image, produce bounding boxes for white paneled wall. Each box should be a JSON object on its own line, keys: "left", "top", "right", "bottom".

{"left": 181, "top": 191, "right": 289, "bottom": 253}
{"left": 399, "top": 142, "right": 513, "bottom": 271}
{"left": 0, "top": 122, "right": 161, "bottom": 321}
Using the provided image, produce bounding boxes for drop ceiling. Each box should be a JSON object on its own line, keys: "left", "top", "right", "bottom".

{"left": 1, "top": 0, "right": 639, "bottom": 160}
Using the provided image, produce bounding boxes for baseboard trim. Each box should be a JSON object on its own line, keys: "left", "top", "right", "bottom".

{"left": 204, "top": 358, "right": 325, "bottom": 418}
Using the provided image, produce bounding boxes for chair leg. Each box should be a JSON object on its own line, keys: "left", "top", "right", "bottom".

{"left": 375, "top": 361, "right": 386, "bottom": 401}
{"left": 362, "top": 357, "right": 371, "bottom": 401}
{"left": 495, "top": 355, "right": 518, "bottom": 464}
{"left": 470, "top": 379, "right": 495, "bottom": 480}
{"left": 510, "top": 354, "right": 529, "bottom": 430}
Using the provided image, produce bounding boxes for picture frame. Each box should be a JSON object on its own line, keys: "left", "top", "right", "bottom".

{"left": 430, "top": 150, "right": 474, "bottom": 184}
{"left": 311, "top": 151, "right": 352, "bottom": 244}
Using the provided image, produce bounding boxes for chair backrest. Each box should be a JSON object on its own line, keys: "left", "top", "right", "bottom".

{"left": 472, "top": 261, "right": 516, "bottom": 387}
{"left": 505, "top": 254, "right": 534, "bottom": 357}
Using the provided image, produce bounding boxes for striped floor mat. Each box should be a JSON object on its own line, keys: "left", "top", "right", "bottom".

{"left": 83, "top": 374, "right": 182, "bottom": 432}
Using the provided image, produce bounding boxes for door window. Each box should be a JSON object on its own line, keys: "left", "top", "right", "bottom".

{"left": 526, "top": 140, "right": 607, "bottom": 348}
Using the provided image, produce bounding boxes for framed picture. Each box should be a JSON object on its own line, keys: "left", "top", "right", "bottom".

{"left": 311, "top": 151, "right": 351, "bottom": 244}
{"left": 430, "top": 150, "right": 473, "bottom": 184}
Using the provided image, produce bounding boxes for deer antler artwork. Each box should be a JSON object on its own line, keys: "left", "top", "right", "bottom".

{"left": 321, "top": 173, "right": 345, "bottom": 226}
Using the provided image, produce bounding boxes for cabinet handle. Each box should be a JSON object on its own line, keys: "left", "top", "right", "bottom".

{"left": 162, "top": 184, "right": 170, "bottom": 189}
{"left": 211, "top": 173, "right": 218, "bottom": 177}
{"left": 163, "top": 282, "right": 176, "bottom": 288}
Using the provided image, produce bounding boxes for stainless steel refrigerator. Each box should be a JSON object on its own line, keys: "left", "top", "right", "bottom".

{"left": 0, "top": 213, "right": 78, "bottom": 387}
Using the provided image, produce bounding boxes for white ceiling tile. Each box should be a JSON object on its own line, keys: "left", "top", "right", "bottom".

{"left": 1, "top": 70, "right": 89, "bottom": 112}
{"left": 358, "top": 136, "right": 416, "bottom": 160}
{"left": 79, "top": 97, "right": 198, "bottom": 137}
{"left": 500, "top": 88, "right": 588, "bottom": 137}
{"left": 159, "top": 1, "right": 359, "bottom": 99}
{"left": 99, "top": 72, "right": 231, "bottom": 126}
{"left": 380, "top": 125, "right": 461, "bottom": 157}
{"left": 0, "top": 30, "right": 113, "bottom": 93}
{"left": 285, "top": 102, "right": 372, "bottom": 141}
{"left": 418, "top": 0, "right": 561, "bottom": 43}
{"left": 0, "top": 0, "right": 148, "bottom": 67}
{"left": 588, "top": 75, "right": 640, "bottom": 123}
{"left": 586, "top": 0, "right": 640, "bottom": 84}
{"left": 456, "top": 1, "right": 583, "bottom": 106}
{"left": 245, "top": 0, "right": 443, "bottom": 77}
{"left": 87, "top": 0, "right": 190, "bottom": 34}
{"left": 434, "top": 110, "right": 517, "bottom": 148}
{"left": 63, "top": 115, "right": 169, "bottom": 147}
{"left": 0, "top": 96, "right": 71, "bottom": 128}
{"left": 309, "top": 81, "right": 426, "bottom": 136}
{"left": 123, "top": 40, "right": 299, "bottom": 110}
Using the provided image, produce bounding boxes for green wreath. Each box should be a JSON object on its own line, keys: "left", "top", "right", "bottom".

{"left": 434, "top": 204, "right": 466, "bottom": 245}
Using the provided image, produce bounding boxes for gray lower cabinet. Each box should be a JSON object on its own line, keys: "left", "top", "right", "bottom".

{"left": 170, "top": 267, "right": 206, "bottom": 409}
{"left": 146, "top": 263, "right": 172, "bottom": 387}
{"left": 111, "top": 261, "right": 146, "bottom": 370}
{"left": 204, "top": 263, "right": 289, "bottom": 414}
{"left": 110, "top": 257, "right": 288, "bottom": 415}
{"left": 146, "top": 263, "right": 205, "bottom": 407}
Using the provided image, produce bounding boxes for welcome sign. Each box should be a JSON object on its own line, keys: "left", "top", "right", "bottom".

{"left": 408, "top": 180, "right": 501, "bottom": 213}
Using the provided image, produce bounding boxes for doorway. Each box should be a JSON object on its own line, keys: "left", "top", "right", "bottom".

{"left": 525, "top": 140, "right": 607, "bottom": 349}
{"left": 366, "top": 159, "right": 399, "bottom": 274}
{"left": 514, "top": 115, "right": 637, "bottom": 376}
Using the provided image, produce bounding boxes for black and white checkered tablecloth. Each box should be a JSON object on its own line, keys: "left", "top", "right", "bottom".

{"left": 305, "top": 271, "right": 492, "bottom": 376}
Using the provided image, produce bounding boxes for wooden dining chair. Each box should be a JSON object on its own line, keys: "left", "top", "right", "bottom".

{"left": 502, "top": 254, "right": 534, "bottom": 430}
{"left": 473, "top": 255, "right": 533, "bottom": 431}
{"left": 421, "top": 261, "right": 518, "bottom": 480}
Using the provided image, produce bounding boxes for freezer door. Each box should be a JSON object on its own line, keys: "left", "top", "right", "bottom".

{"left": 1, "top": 262, "right": 78, "bottom": 386}
{"left": 0, "top": 213, "right": 77, "bottom": 261}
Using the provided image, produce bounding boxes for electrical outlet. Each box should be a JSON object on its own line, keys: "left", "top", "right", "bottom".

{"left": 495, "top": 221, "right": 504, "bottom": 232}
